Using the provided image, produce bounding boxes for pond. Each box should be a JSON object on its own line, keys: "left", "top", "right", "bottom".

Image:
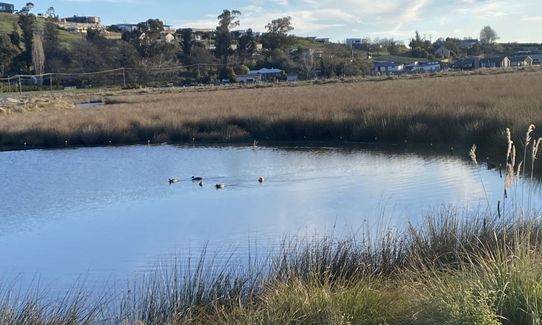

{"left": 0, "top": 145, "right": 540, "bottom": 293}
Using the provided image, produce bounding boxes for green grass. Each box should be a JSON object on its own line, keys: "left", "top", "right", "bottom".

{"left": 0, "top": 13, "right": 81, "bottom": 47}
{"left": 0, "top": 13, "right": 18, "bottom": 34}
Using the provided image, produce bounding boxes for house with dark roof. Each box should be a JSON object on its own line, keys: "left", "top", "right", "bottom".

{"left": 434, "top": 45, "right": 452, "bottom": 58}
{"left": 373, "top": 61, "right": 404, "bottom": 74}
{"left": 530, "top": 53, "right": 542, "bottom": 65}
{"left": 0, "top": 2, "right": 14, "bottom": 13}
{"left": 479, "top": 56, "right": 510, "bottom": 68}
{"left": 452, "top": 57, "right": 479, "bottom": 70}
{"left": 509, "top": 55, "right": 533, "bottom": 67}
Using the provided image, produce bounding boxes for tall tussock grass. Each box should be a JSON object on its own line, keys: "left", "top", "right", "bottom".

{"left": 3, "top": 211, "right": 542, "bottom": 324}
{"left": 1, "top": 71, "right": 542, "bottom": 150}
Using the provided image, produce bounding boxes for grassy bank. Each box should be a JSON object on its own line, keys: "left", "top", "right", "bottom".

{"left": 1, "top": 70, "right": 542, "bottom": 150}
{"left": 3, "top": 211, "right": 542, "bottom": 324}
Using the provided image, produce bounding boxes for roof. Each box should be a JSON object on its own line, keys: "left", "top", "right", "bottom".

{"left": 373, "top": 61, "right": 402, "bottom": 67}
{"left": 509, "top": 55, "right": 532, "bottom": 62}
{"left": 250, "top": 68, "right": 283, "bottom": 74}
{"left": 479, "top": 56, "right": 508, "bottom": 64}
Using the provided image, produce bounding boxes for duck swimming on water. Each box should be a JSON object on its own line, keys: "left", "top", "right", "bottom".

{"left": 169, "top": 179, "right": 178, "bottom": 184}
{"left": 258, "top": 177, "right": 265, "bottom": 183}
{"left": 192, "top": 176, "right": 203, "bottom": 182}
{"left": 216, "top": 183, "right": 225, "bottom": 189}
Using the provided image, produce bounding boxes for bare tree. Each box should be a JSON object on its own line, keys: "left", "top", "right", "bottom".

{"left": 480, "top": 26, "right": 499, "bottom": 44}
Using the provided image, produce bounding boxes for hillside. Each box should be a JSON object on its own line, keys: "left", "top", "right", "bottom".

{"left": 0, "top": 12, "right": 81, "bottom": 46}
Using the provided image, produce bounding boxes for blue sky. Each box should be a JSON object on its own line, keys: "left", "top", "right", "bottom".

{"left": 11, "top": 0, "right": 542, "bottom": 43}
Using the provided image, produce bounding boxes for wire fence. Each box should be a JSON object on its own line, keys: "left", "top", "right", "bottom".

{"left": 0, "top": 63, "right": 229, "bottom": 93}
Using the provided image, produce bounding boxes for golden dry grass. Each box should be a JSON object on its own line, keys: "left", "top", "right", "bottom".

{"left": 1, "top": 71, "right": 542, "bottom": 148}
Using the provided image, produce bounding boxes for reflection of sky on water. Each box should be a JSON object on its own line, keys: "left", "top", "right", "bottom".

{"left": 0, "top": 145, "right": 540, "bottom": 292}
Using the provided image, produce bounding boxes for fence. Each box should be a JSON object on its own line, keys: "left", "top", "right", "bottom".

{"left": 0, "top": 63, "right": 228, "bottom": 93}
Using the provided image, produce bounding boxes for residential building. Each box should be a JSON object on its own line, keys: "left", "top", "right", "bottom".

{"left": 434, "top": 45, "right": 452, "bottom": 58}
{"left": 64, "top": 16, "right": 101, "bottom": 24}
{"left": 459, "top": 38, "right": 479, "bottom": 49}
{"left": 452, "top": 57, "right": 479, "bottom": 70}
{"left": 373, "top": 61, "right": 404, "bottom": 74}
{"left": 346, "top": 38, "right": 363, "bottom": 49}
{"left": 236, "top": 73, "right": 261, "bottom": 83}
{"left": 0, "top": 2, "right": 14, "bottom": 13}
{"left": 407, "top": 61, "right": 441, "bottom": 72}
{"left": 530, "top": 53, "right": 542, "bottom": 65}
{"left": 250, "top": 68, "right": 284, "bottom": 81}
{"left": 479, "top": 56, "right": 510, "bottom": 68}
{"left": 509, "top": 55, "right": 533, "bottom": 67}
{"left": 112, "top": 24, "right": 139, "bottom": 32}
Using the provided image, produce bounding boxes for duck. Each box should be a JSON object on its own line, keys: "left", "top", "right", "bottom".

{"left": 199, "top": 181, "right": 204, "bottom": 187}
{"left": 169, "top": 178, "right": 178, "bottom": 184}
{"left": 216, "top": 183, "right": 225, "bottom": 189}
{"left": 258, "top": 177, "right": 265, "bottom": 183}
{"left": 192, "top": 176, "right": 203, "bottom": 182}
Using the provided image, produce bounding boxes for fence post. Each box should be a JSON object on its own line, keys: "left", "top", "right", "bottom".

{"left": 49, "top": 74, "right": 53, "bottom": 91}
{"left": 122, "top": 68, "right": 126, "bottom": 88}
{"left": 7, "top": 76, "right": 11, "bottom": 93}
{"left": 18, "top": 76, "right": 22, "bottom": 95}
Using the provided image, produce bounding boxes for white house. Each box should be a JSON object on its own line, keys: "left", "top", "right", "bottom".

{"left": 413, "top": 62, "right": 441, "bottom": 72}
{"left": 373, "top": 61, "right": 404, "bottom": 74}
{"left": 236, "top": 73, "right": 261, "bottom": 83}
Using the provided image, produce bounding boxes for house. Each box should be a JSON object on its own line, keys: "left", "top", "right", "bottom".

{"left": 0, "top": 2, "right": 14, "bottom": 13}
{"left": 236, "top": 73, "right": 261, "bottom": 83}
{"left": 509, "top": 55, "right": 533, "bottom": 67}
{"left": 530, "top": 53, "right": 542, "bottom": 65}
{"left": 479, "top": 56, "right": 510, "bottom": 68}
{"left": 452, "top": 57, "right": 479, "bottom": 70}
{"left": 373, "top": 61, "right": 404, "bottom": 74}
{"left": 413, "top": 62, "right": 442, "bottom": 72}
{"left": 64, "top": 16, "right": 101, "bottom": 24}
{"left": 346, "top": 38, "right": 363, "bottom": 49}
{"left": 434, "top": 45, "right": 452, "bottom": 58}
{"left": 250, "top": 68, "right": 284, "bottom": 81}
{"left": 459, "top": 38, "right": 479, "bottom": 49}
{"left": 287, "top": 74, "right": 299, "bottom": 81}
{"left": 112, "top": 24, "right": 139, "bottom": 32}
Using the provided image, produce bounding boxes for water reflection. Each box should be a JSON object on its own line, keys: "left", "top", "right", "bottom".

{"left": 0, "top": 144, "right": 540, "bottom": 292}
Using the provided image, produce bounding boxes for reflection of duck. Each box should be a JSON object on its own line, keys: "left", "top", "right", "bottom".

{"left": 258, "top": 177, "right": 265, "bottom": 183}
{"left": 192, "top": 176, "right": 203, "bottom": 182}
{"left": 169, "top": 179, "right": 178, "bottom": 184}
{"left": 216, "top": 183, "right": 225, "bottom": 189}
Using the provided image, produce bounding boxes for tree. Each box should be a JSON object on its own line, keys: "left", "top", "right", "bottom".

{"left": 18, "top": 2, "right": 34, "bottom": 15}
{"left": 215, "top": 10, "right": 241, "bottom": 61}
{"left": 409, "top": 31, "right": 432, "bottom": 58}
{"left": 32, "top": 30, "right": 45, "bottom": 76}
{"left": 18, "top": 14, "right": 36, "bottom": 72}
{"left": 0, "top": 34, "right": 20, "bottom": 76}
{"left": 178, "top": 28, "right": 194, "bottom": 56}
{"left": 237, "top": 28, "right": 257, "bottom": 59}
{"left": 86, "top": 28, "right": 106, "bottom": 42}
{"left": 262, "top": 16, "right": 294, "bottom": 50}
{"left": 480, "top": 26, "right": 499, "bottom": 44}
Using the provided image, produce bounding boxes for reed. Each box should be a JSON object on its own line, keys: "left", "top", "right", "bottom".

{"left": 1, "top": 71, "right": 542, "bottom": 150}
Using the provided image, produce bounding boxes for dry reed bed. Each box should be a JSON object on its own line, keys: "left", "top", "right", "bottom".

{"left": 1, "top": 71, "right": 542, "bottom": 148}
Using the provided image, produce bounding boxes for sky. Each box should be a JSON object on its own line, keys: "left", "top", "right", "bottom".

{"left": 10, "top": 0, "right": 542, "bottom": 44}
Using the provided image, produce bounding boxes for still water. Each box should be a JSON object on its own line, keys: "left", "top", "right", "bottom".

{"left": 0, "top": 145, "right": 540, "bottom": 292}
